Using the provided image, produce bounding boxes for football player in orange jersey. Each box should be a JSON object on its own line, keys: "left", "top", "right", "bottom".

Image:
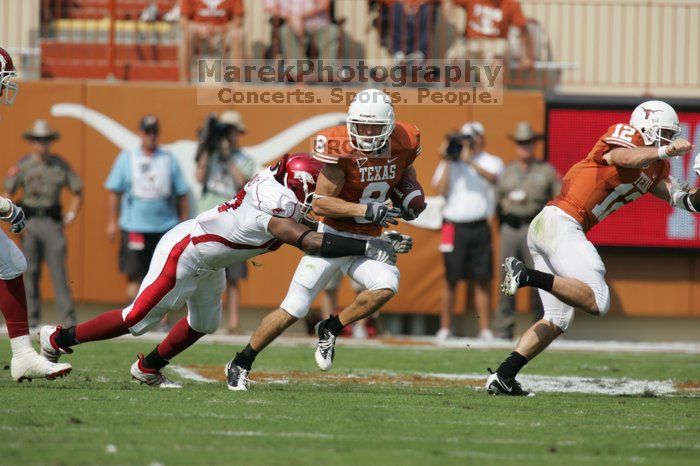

{"left": 226, "top": 89, "right": 420, "bottom": 390}
{"left": 487, "top": 100, "right": 695, "bottom": 396}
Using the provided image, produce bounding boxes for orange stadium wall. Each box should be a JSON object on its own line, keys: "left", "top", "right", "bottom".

{"left": 0, "top": 81, "right": 697, "bottom": 318}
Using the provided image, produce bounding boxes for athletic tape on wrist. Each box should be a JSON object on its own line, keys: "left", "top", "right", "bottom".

{"left": 658, "top": 146, "right": 670, "bottom": 160}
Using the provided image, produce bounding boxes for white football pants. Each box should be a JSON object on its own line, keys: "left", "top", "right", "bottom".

{"left": 527, "top": 206, "right": 610, "bottom": 332}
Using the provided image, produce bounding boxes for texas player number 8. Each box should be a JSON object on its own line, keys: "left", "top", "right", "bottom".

{"left": 355, "top": 181, "right": 391, "bottom": 223}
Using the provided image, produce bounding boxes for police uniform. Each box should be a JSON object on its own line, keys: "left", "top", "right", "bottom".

{"left": 495, "top": 159, "right": 559, "bottom": 338}
{"left": 4, "top": 154, "right": 83, "bottom": 327}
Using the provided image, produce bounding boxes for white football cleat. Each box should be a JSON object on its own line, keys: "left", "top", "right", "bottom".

{"left": 130, "top": 354, "right": 181, "bottom": 388}
{"left": 11, "top": 351, "right": 72, "bottom": 382}
{"left": 225, "top": 360, "right": 249, "bottom": 391}
{"left": 39, "top": 325, "right": 72, "bottom": 363}
{"left": 314, "top": 321, "right": 336, "bottom": 371}
{"left": 501, "top": 257, "right": 525, "bottom": 297}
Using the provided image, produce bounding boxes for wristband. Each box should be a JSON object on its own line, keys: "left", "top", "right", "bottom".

{"left": 295, "top": 230, "right": 313, "bottom": 249}
{"left": 319, "top": 233, "right": 367, "bottom": 258}
{"left": 658, "top": 146, "right": 669, "bottom": 159}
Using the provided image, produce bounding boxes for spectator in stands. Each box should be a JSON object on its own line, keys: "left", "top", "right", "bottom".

{"left": 264, "top": 0, "right": 339, "bottom": 62}
{"left": 3, "top": 120, "right": 83, "bottom": 329}
{"left": 432, "top": 122, "right": 503, "bottom": 340}
{"left": 444, "top": 0, "right": 533, "bottom": 70}
{"left": 495, "top": 122, "right": 560, "bottom": 339}
{"left": 385, "top": 0, "right": 439, "bottom": 64}
{"left": 179, "top": 0, "right": 245, "bottom": 82}
{"left": 105, "top": 115, "right": 189, "bottom": 304}
{"left": 195, "top": 110, "right": 257, "bottom": 334}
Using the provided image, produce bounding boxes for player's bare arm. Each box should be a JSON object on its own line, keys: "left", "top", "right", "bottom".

{"left": 311, "top": 164, "right": 363, "bottom": 217}
{"left": 603, "top": 137, "right": 693, "bottom": 168}
{"left": 312, "top": 163, "right": 401, "bottom": 227}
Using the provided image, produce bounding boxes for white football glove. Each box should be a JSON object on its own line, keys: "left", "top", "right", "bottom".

{"left": 694, "top": 153, "right": 700, "bottom": 177}
{"left": 365, "top": 238, "right": 397, "bottom": 265}
{"left": 381, "top": 230, "right": 413, "bottom": 254}
{"left": 0, "top": 200, "right": 26, "bottom": 233}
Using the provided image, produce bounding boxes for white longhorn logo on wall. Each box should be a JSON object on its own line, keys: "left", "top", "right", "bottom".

{"left": 49, "top": 103, "right": 444, "bottom": 230}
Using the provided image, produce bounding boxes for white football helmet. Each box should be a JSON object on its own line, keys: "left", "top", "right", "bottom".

{"left": 346, "top": 89, "right": 395, "bottom": 152}
{"left": 629, "top": 100, "right": 681, "bottom": 146}
{"left": 0, "top": 47, "right": 19, "bottom": 106}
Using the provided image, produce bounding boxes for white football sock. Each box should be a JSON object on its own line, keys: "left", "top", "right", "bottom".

{"left": 10, "top": 334, "right": 38, "bottom": 358}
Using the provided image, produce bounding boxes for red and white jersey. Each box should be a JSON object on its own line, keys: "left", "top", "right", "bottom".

{"left": 550, "top": 123, "right": 670, "bottom": 232}
{"left": 313, "top": 121, "right": 421, "bottom": 237}
{"left": 190, "top": 168, "right": 300, "bottom": 269}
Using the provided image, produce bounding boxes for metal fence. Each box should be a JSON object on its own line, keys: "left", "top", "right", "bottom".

{"left": 0, "top": 0, "right": 697, "bottom": 95}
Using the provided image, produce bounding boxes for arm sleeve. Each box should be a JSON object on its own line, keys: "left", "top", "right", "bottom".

{"left": 180, "top": 0, "right": 192, "bottom": 19}
{"left": 431, "top": 160, "right": 447, "bottom": 188}
{"left": 171, "top": 157, "right": 190, "bottom": 196}
{"left": 104, "top": 152, "right": 128, "bottom": 193}
{"left": 510, "top": 0, "right": 528, "bottom": 29}
{"left": 66, "top": 164, "right": 84, "bottom": 193}
{"left": 233, "top": 0, "right": 245, "bottom": 17}
{"left": 3, "top": 164, "right": 21, "bottom": 194}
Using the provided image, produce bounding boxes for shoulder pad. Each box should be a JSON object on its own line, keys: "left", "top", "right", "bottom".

{"left": 246, "top": 170, "right": 300, "bottom": 219}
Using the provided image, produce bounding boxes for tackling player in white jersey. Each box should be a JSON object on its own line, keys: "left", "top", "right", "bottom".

{"left": 40, "top": 153, "right": 408, "bottom": 387}
{"left": 0, "top": 46, "right": 72, "bottom": 381}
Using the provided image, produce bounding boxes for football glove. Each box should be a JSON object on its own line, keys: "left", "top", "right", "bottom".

{"left": 669, "top": 176, "right": 690, "bottom": 207}
{"left": 694, "top": 152, "right": 700, "bottom": 177}
{"left": 381, "top": 230, "right": 413, "bottom": 254}
{"left": 365, "top": 238, "right": 397, "bottom": 265}
{"left": 364, "top": 201, "right": 401, "bottom": 227}
{"left": 0, "top": 201, "right": 26, "bottom": 233}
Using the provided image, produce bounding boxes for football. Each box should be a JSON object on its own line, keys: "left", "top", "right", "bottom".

{"left": 390, "top": 173, "right": 427, "bottom": 219}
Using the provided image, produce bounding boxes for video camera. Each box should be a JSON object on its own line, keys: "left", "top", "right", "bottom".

{"left": 444, "top": 132, "right": 475, "bottom": 161}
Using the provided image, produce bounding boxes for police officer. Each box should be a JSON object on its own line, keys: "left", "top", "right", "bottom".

{"left": 3, "top": 120, "right": 83, "bottom": 328}
{"left": 495, "top": 122, "right": 560, "bottom": 339}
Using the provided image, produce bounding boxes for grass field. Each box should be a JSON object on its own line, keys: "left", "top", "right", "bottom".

{"left": 1, "top": 337, "right": 699, "bottom": 466}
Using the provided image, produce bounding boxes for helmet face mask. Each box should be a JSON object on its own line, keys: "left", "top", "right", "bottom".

{"left": 346, "top": 89, "right": 395, "bottom": 152}
{"left": 0, "top": 47, "right": 19, "bottom": 106}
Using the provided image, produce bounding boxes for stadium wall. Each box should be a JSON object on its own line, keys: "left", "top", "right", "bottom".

{"left": 0, "top": 81, "right": 697, "bottom": 318}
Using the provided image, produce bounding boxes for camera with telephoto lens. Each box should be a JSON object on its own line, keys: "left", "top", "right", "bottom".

{"left": 197, "top": 113, "right": 231, "bottom": 152}
{"left": 444, "top": 132, "right": 474, "bottom": 161}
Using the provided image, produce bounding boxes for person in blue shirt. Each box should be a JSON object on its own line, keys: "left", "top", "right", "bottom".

{"left": 105, "top": 115, "right": 189, "bottom": 302}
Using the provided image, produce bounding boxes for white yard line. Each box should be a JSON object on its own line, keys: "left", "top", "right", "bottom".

{"left": 175, "top": 364, "right": 681, "bottom": 396}
{"left": 168, "top": 365, "right": 217, "bottom": 383}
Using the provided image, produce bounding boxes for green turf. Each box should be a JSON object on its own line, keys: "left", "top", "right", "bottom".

{"left": 1, "top": 338, "right": 698, "bottom": 466}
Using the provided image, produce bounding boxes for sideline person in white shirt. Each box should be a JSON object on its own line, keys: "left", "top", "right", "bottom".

{"left": 432, "top": 122, "right": 504, "bottom": 340}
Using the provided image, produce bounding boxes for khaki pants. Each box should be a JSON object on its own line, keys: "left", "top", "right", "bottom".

{"left": 279, "top": 24, "right": 340, "bottom": 61}
{"left": 22, "top": 217, "right": 76, "bottom": 327}
{"left": 495, "top": 222, "right": 543, "bottom": 339}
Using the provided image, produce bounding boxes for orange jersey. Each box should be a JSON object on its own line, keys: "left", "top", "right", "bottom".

{"left": 313, "top": 121, "right": 421, "bottom": 237}
{"left": 181, "top": 0, "right": 244, "bottom": 25}
{"left": 453, "top": 0, "right": 528, "bottom": 39}
{"left": 550, "top": 123, "right": 670, "bottom": 233}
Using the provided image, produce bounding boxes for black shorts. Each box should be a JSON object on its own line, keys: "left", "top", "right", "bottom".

{"left": 119, "top": 230, "right": 166, "bottom": 281}
{"left": 442, "top": 220, "right": 493, "bottom": 284}
{"left": 225, "top": 261, "right": 248, "bottom": 283}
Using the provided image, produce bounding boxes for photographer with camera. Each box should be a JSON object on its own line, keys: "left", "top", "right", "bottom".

{"left": 195, "top": 110, "right": 258, "bottom": 334}
{"left": 432, "top": 122, "right": 503, "bottom": 340}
